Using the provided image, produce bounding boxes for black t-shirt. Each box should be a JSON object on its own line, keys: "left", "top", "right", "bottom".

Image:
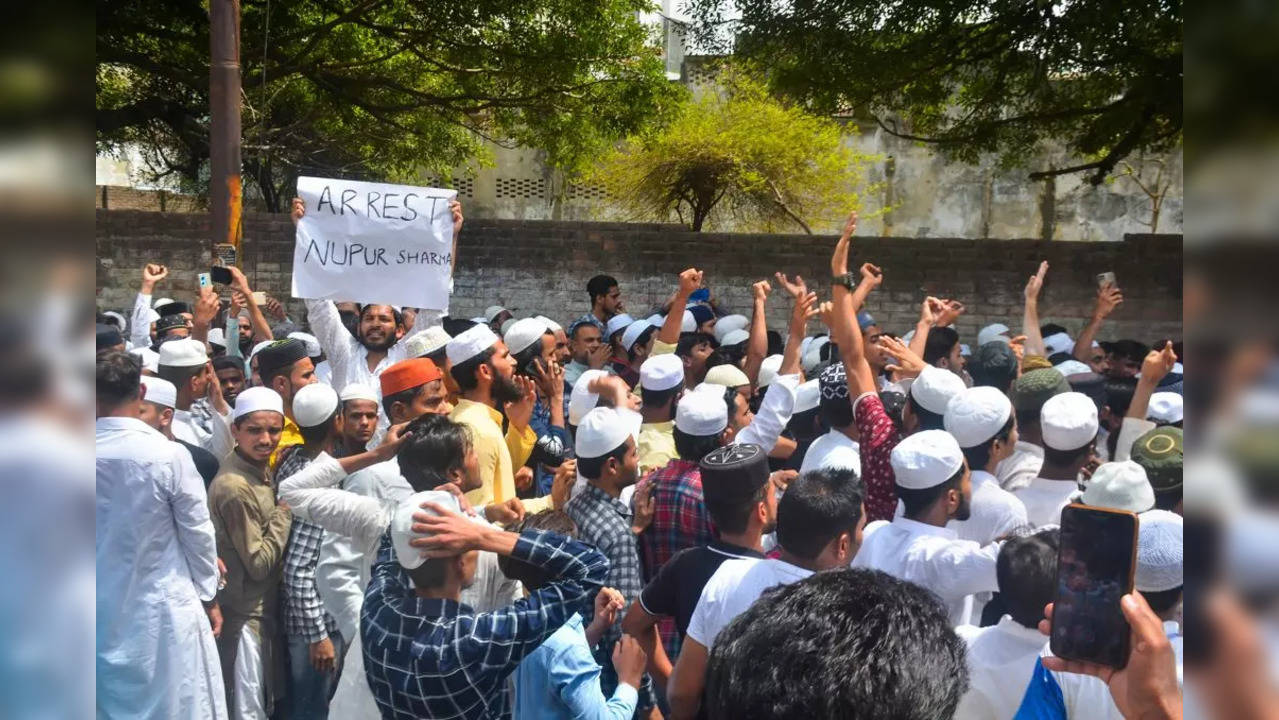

{"left": 176, "top": 439, "right": 220, "bottom": 488}
{"left": 638, "top": 540, "right": 765, "bottom": 639}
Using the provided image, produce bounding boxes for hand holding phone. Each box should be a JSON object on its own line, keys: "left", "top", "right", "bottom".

{"left": 1097, "top": 271, "right": 1117, "bottom": 290}
{"left": 1050, "top": 504, "right": 1139, "bottom": 668}
{"left": 197, "top": 272, "right": 212, "bottom": 289}
{"left": 210, "top": 266, "right": 234, "bottom": 285}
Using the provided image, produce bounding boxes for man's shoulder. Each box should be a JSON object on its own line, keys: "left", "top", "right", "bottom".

{"left": 703, "top": 556, "right": 761, "bottom": 595}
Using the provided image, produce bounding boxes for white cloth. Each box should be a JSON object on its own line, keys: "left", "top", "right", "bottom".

{"left": 304, "top": 299, "right": 442, "bottom": 438}
{"left": 686, "top": 557, "right": 812, "bottom": 649}
{"left": 851, "top": 517, "right": 1000, "bottom": 626}
{"left": 952, "top": 616, "right": 1049, "bottom": 720}
{"left": 799, "top": 429, "right": 862, "bottom": 477}
{"left": 1113, "top": 416, "right": 1157, "bottom": 462}
{"left": 735, "top": 373, "right": 799, "bottom": 452}
{"left": 1014, "top": 476, "right": 1080, "bottom": 529}
{"left": 995, "top": 441, "right": 1044, "bottom": 492}
{"left": 96, "top": 417, "right": 226, "bottom": 720}
{"left": 1049, "top": 620, "right": 1182, "bottom": 720}
{"left": 171, "top": 400, "right": 234, "bottom": 461}
{"left": 315, "top": 359, "right": 333, "bottom": 387}
{"left": 949, "top": 470, "right": 1028, "bottom": 545}
{"left": 233, "top": 627, "right": 266, "bottom": 720}
{"left": 130, "top": 291, "right": 154, "bottom": 349}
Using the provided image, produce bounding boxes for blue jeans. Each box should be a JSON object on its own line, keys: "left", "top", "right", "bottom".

{"left": 286, "top": 629, "right": 348, "bottom": 719}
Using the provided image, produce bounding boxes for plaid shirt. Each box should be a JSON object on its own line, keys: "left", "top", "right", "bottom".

{"left": 529, "top": 395, "right": 569, "bottom": 497}
{"left": 854, "top": 392, "right": 904, "bottom": 523}
{"left": 636, "top": 459, "right": 715, "bottom": 582}
{"left": 277, "top": 447, "right": 339, "bottom": 642}
{"left": 361, "top": 530, "right": 608, "bottom": 720}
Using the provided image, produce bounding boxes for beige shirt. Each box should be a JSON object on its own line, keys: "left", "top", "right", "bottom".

{"left": 638, "top": 421, "right": 677, "bottom": 476}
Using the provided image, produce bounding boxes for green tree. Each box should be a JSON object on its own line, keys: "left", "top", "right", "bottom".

{"left": 687, "top": 0, "right": 1181, "bottom": 185}
{"left": 96, "top": 0, "right": 684, "bottom": 211}
{"left": 588, "top": 69, "right": 871, "bottom": 232}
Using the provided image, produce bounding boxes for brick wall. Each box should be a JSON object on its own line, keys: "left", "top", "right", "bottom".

{"left": 96, "top": 209, "right": 1183, "bottom": 344}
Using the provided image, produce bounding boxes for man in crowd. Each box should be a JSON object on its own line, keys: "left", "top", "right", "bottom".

{"left": 96, "top": 352, "right": 226, "bottom": 719}
{"left": 576, "top": 274, "right": 625, "bottom": 333}
{"left": 564, "top": 319, "right": 611, "bottom": 389}
{"left": 336, "top": 382, "right": 380, "bottom": 454}
{"left": 213, "top": 355, "right": 247, "bottom": 407}
{"left": 255, "top": 337, "right": 319, "bottom": 465}
{"left": 799, "top": 362, "right": 862, "bottom": 476}
{"left": 997, "top": 368, "right": 1071, "bottom": 492}
{"left": 505, "top": 317, "right": 569, "bottom": 496}
{"left": 159, "top": 337, "right": 235, "bottom": 460}
{"left": 942, "top": 386, "right": 1029, "bottom": 545}
{"left": 137, "top": 375, "right": 221, "bottom": 486}
{"left": 208, "top": 386, "right": 294, "bottom": 718}
{"left": 1015, "top": 391, "right": 1099, "bottom": 528}
{"left": 636, "top": 354, "right": 685, "bottom": 475}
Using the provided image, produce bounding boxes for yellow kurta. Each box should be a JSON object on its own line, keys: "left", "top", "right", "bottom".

{"left": 452, "top": 399, "right": 551, "bottom": 514}
{"left": 638, "top": 420, "right": 678, "bottom": 476}
{"left": 268, "top": 415, "right": 303, "bottom": 470}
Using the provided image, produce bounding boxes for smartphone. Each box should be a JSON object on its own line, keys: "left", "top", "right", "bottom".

{"left": 252, "top": 291, "right": 267, "bottom": 305}
{"left": 1096, "top": 271, "right": 1116, "bottom": 289}
{"left": 522, "top": 355, "right": 545, "bottom": 378}
{"left": 1050, "top": 504, "right": 1139, "bottom": 668}
{"left": 210, "top": 266, "right": 233, "bottom": 285}
{"left": 197, "top": 272, "right": 212, "bottom": 289}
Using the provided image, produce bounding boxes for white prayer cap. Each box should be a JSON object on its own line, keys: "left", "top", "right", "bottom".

{"left": 152, "top": 297, "right": 175, "bottom": 309}
{"left": 446, "top": 324, "right": 499, "bottom": 365}
{"left": 646, "top": 313, "right": 664, "bottom": 327}
{"left": 1040, "top": 391, "right": 1099, "bottom": 451}
{"left": 140, "top": 376, "right": 177, "bottom": 409}
{"left": 800, "top": 336, "right": 814, "bottom": 356}
{"left": 909, "top": 365, "right": 966, "bottom": 415}
{"left": 891, "top": 429, "right": 965, "bottom": 490}
{"left": 232, "top": 386, "right": 284, "bottom": 421}
{"left": 977, "top": 323, "right": 1011, "bottom": 347}
{"left": 802, "top": 337, "right": 830, "bottom": 374}
{"left": 504, "top": 318, "right": 550, "bottom": 355}
{"left": 569, "top": 369, "right": 609, "bottom": 425}
{"left": 469, "top": 316, "right": 487, "bottom": 324}
{"left": 1043, "top": 332, "right": 1075, "bottom": 357}
{"left": 694, "top": 381, "right": 727, "bottom": 395}
{"left": 575, "top": 407, "right": 641, "bottom": 459}
{"left": 391, "top": 490, "right": 459, "bottom": 570}
{"left": 207, "top": 328, "right": 227, "bottom": 348}
{"left": 719, "top": 329, "right": 749, "bottom": 347}
{"left": 293, "top": 383, "right": 339, "bottom": 428}
{"left": 758, "top": 354, "right": 784, "bottom": 388}
{"left": 288, "top": 331, "right": 322, "bottom": 358}
{"left": 536, "top": 316, "right": 563, "bottom": 333}
{"left": 500, "top": 318, "right": 517, "bottom": 336}
{"left": 158, "top": 338, "right": 208, "bottom": 368}
{"left": 681, "top": 310, "right": 696, "bottom": 333}
{"left": 605, "top": 313, "right": 635, "bottom": 339}
{"left": 403, "top": 326, "right": 452, "bottom": 359}
{"left": 339, "top": 383, "right": 379, "bottom": 403}
{"left": 101, "top": 310, "right": 127, "bottom": 332}
{"left": 704, "top": 364, "right": 749, "bottom": 389}
{"left": 1135, "top": 510, "right": 1183, "bottom": 592}
{"left": 944, "top": 386, "right": 1013, "bottom": 448}
{"left": 794, "top": 379, "right": 821, "bottom": 413}
{"left": 1148, "top": 392, "right": 1183, "bottom": 424}
{"left": 1082, "top": 460, "right": 1155, "bottom": 513}
{"left": 130, "top": 346, "right": 159, "bottom": 373}
{"left": 675, "top": 389, "right": 728, "bottom": 436}
{"left": 484, "top": 305, "right": 508, "bottom": 323}
{"left": 639, "top": 354, "right": 684, "bottom": 392}
{"left": 1053, "top": 359, "right": 1093, "bottom": 377}
{"left": 622, "top": 319, "right": 656, "bottom": 351}
{"left": 713, "top": 315, "right": 749, "bottom": 343}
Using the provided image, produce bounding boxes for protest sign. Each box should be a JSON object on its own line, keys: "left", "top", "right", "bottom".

{"left": 292, "top": 176, "right": 456, "bottom": 311}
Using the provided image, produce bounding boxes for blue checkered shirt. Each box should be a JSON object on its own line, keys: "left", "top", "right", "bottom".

{"left": 278, "top": 448, "right": 339, "bottom": 642}
{"left": 361, "top": 529, "right": 609, "bottom": 720}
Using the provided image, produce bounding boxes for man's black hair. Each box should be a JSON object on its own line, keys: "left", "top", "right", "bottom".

{"left": 569, "top": 319, "right": 600, "bottom": 341}
{"left": 450, "top": 346, "right": 498, "bottom": 392}
{"left": 425, "top": 347, "right": 447, "bottom": 367}
{"left": 1043, "top": 436, "right": 1096, "bottom": 467}
{"left": 819, "top": 389, "right": 854, "bottom": 429}
{"left": 157, "top": 362, "right": 206, "bottom": 389}
{"left": 923, "top": 326, "right": 960, "bottom": 365}
{"left": 640, "top": 384, "right": 682, "bottom": 417}
{"left": 705, "top": 480, "right": 770, "bottom": 535}
{"left": 298, "top": 411, "right": 339, "bottom": 446}
{"left": 1154, "top": 486, "right": 1182, "bottom": 512}
{"left": 960, "top": 415, "right": 1016, "bottom": 471}
{"left": 442, "top": 316, "right": 477, "bottom": 337}
{"left": 211, "top": 355, "right": 244, "bottom": 374}
{"left": 997, "top": 529, "right": 1060, "bottom": 628}
{"left": 382, "top": 378, "right": 434, "bottom": 418}
{"left": 1108, "top": 339, "right": 1150, "bottom": 365}
{"left": 576, "top": 440, "right": 629, "bottom": 480}
{"left": 897, "top": 463, "right": 965, "bottom": 518}
{"left": 97, "top": 351, "right": 142, "bottom": 408}
{"left": 512, "top": 335, "right": 549, "bottom": 377}
{"left": 970, "top": 347, "right": 1019, "bottom": 393}
{"left": 786, "top": 408, "right": 825, "bottom": 442}
{"left": 358, "top": 303, "right": 404, "bottom": 327}
{"left": 397, "top": 414, "right": 473, "bottom": 492}
{"left": 776, "top": 467, "right": 864, "bottom": 561}
{"left": 1143, "top": 586, "right": 1183, "bottom": 616}
{"left": 587, "top": 274, "right": 618, "bottom": 304}
{"left": 625, "top": 325, "right": 658, "bottom": 362}
{"left": 705, "top": 568, "right": 968, "bottom": 720}
{"left": 497, "top": 511, "right": 579, "bottom": 590}
{"left": 1104, "top": 378, "right": 1138, "bottom": 418}
{"left": 879, "top": 390, "right": 907, "bottom": 432}
{"left": 907, "top": 394, "right": 946, "bottom": 431}
{"left": 338, "top": 308, "right": 360, "bottom": 338}
{"left": 1040, "top": 322, "right": 1069, "bottom": 338}
{"left": 673, "top": 426, "right": 722, "bottom": 463}
{"left": 675, "top": 332, "right": 716, "bottom": 359}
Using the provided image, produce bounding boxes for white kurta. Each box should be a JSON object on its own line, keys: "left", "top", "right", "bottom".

{"left": 1014, "top": 476, "right": 1080, "bottom": 529}
{"left": 995, "top": 441, "right": 1044, "bottom": 492}
{"left": 171, "top": 399, "right": 234, "bottom": 461}
{"left": 96, "top": 417, "right": 226, "bottom": 719}
{"left": 952, "top": 616, "right": 1048, "bottom": 720}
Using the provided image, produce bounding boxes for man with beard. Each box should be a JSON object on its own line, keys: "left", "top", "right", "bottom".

{"left": 851, "top": 430, "right": 1003, "bottom": 626}
{"left": 336, "top": 383, "right": 379, "bottom": 454}
{"left": 446, "top": 324, "right": 553, "bottom": 517}
{"left": 292, "top": 195, "right": 463, "bottom": 432}
{"left": 256, "top": 338, "right": 319, "bottom": 466}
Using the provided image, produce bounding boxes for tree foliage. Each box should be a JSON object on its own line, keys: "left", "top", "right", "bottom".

{"left": 96, "top": 0, "right": 684, "bottom": 210}
{"left": 686, "top": 0, "right": 1182, "bottom": 185}
{"left": 588, "top": 69, "right": 871, "bottom": 232}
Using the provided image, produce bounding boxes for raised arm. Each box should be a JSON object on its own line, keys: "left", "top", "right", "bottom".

{"left": 658, "top": 268, "right": 702, "bottom": 346}
{"left": 829, "top": 212, "right": 878, "bottom": 398}
{"left": 908, "top": 297, "right": 942, "bottom": 361}
{"left": 742, "top": 280, "right": 771, "bottom": 384}
{"left": 773, "top": 273, "right": 817, "bottom": 378}
{"left": 1022, "top": 261, "right": 1049, "bottom": 357}
{"left": 130, "top": 263, "right": 168, "bottom": 347}
{"left": 1074, "top": 282, "right": 1123, "bottom": 363}
{"left": 1127, "top": 342, "right": 1177, "bottom": 422}
{"left": 228, "top": 266, "right": 273, "bottom": 342}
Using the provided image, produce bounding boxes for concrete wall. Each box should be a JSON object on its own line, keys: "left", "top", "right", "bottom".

{"left": 96, "top": 209, "right": 1183, "bottom": 345}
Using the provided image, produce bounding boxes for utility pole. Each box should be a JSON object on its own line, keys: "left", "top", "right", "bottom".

{"left": 209, "top": 0, "right": 243, "bottom": 267}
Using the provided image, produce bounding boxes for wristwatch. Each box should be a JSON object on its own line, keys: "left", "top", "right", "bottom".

{"left": 832, "top": 272, "right": 857, "bottom": 290}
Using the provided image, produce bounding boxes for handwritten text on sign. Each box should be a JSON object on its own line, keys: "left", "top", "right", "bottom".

{"left": 291, "top": 176, "right": 456, "bottom": 311}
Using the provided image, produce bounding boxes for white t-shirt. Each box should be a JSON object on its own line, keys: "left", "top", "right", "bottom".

{"left": 1014, "top": 476, "right": 1080, "bottom": 528}
{"left": 952, "top": 616, "right": 1049, "bottom": 720}
{"left": 686, "top": 557, "right": 812, "bottom": 649}
{"left": 995, "top": 441, "right": 1044, "bottom": 492}
{"left": 949, "top": 470, "right": 1029, "bottom": 545}
{"left": 798, "top": 429, "right": 861, "bottom": 477}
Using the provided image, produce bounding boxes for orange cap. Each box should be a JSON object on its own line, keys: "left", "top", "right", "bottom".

{"left": 380, "top": 358, "right": 443, "bottom": 396}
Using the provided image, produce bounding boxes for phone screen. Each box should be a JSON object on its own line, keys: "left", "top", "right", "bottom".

{"left": 1050, "top": 504, "right": 1138, "bottom": 668}
{"left": 210, "top": 266, "right": 234, "bottom": 285}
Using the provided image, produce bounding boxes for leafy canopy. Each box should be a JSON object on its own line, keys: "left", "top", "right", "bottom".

{"left": 588, "top": 68, "right": 871, "bottom": 232}
{"left": 686, "top": 0, "right": 1182, "bottom": 184}
{"left": 96, "top": 0, "right": 684, "bottom": 210}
